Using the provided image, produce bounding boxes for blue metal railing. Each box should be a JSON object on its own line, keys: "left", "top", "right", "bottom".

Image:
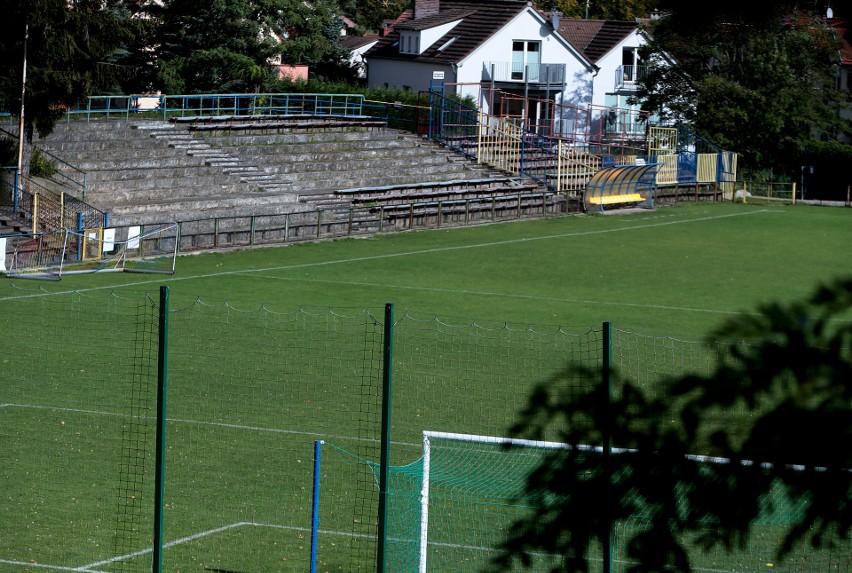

{"left": 427, "top": 89, "right": 737, "bottom": 189}
{"left": 64, "top": 93, "right": 369, "bottom": 121}
{"left": 59, "top": 93, "right": 422, "bottom": 131}
{"left": 676, "top": 122, "right": 722, "bottom": 154}
{"left": 34, "top": 147, "right": 87, "bottom": 199}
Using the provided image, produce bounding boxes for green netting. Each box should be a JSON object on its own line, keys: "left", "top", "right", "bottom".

{"left": 0, "top": 290, "right": 158, "bottom": 573}
{"left": 381, "top": 434, "right": 850, "bottom": 573}
{"left": 1, "top": 294, "right": 848, "bottom": 573}
{"left": 0, "top": 296, "right": 385, "bottom": 573}
{"left": 161, "top": 302, "right": 385, "bottom": 573}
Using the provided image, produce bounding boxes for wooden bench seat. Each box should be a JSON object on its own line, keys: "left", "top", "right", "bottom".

{"left": 335, "top": 177, "right": 516, "bottom": 197}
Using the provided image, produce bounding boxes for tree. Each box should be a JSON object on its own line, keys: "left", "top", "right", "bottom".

{"left": 532, "top": 0, "right": 659, "bottom": 20}
{"left": 150, "top": 0, "right": 354, "bottom": 93}
{"left": 272, "top": 0, "right": 356, "bottom": 82}
{"left": 150, "top": 0, "right": 280, "bottom": 94}
{"left": 0, "top": 0, "right": 137, "bottom": 174}
{"left": 635, "top": 2, "right": 849, "bottom": 173}
{"left": 490, "top": 276, "right": 852, "bottom": 572}
{"left": 338, "top": 0, "right": 408, "bottom": 34}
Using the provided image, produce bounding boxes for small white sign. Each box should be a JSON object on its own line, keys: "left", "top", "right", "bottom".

{"left": 0, "top": 238, "right": 6, "bottom": 272}
{"left": 103, "top": 228, "right": 116, "bottom": 253}
{"left": 432, "top": 71, "right": 445, "bottom": 80}
{"left": 128, "top": 226, "right": 141, "bottom": 249}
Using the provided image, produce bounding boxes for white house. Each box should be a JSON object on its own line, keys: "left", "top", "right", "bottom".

{"left": 364, "top": 0, "right": 596, "bottom": 134}
{"left": 557, "top": 18, "right": 653, "bottom": 141}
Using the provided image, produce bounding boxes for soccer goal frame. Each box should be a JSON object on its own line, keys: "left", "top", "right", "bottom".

{"left": 5, "top": 223, "right": 179, "bottom": 280}
{"left": 418, "top": 431, "right": 571, "bottom": 573}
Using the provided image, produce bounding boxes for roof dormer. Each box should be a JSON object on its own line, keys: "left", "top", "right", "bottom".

{"left": 399, "top": 30, "right": 421, "bottom": 55}
{"left": 396, "top": 14, "right": 466, "bottom": 55}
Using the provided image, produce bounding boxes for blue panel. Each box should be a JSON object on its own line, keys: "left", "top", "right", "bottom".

{"left": 678, "top": 152, "right": 697, "bottom": 183}
{"left": 717, "top": 152, "right": 736, "bottom": 182}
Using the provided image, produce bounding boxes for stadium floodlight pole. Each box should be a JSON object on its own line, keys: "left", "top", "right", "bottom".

{"left": 152, "top": 286, "right": 169, "bottom": 573}
{"left": 376, "top": 303, "right": 394, "bottom": 573}
{"left": 16, "top": 22, "right": 28, "bottom": 208}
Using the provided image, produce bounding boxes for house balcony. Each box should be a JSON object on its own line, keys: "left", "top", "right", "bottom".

{"left": 482, "top": 62, "right": 566, "bottom": 87}
{"left": 615, "top": 65, "right": 648, "bottom": 91}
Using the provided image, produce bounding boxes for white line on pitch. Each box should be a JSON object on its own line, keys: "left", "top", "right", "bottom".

{"left": 79, "top": 521, "right": 378, "bottom": 570}
{"left": 0, "top": 209, "right": 769, "bottom": 302}
{"left": 245, "top": 273, "right": 745, "bottom": 316}
{"left": 0, "top": 559, "right": 104, "bottom": 573}
{"left": 1, "top": 403, "right": 422, "bottom": 449}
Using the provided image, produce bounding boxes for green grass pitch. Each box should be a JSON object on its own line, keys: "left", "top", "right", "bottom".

{"left": 1, "top": 202, "right": 850, "bottom": 573}
{"left": 6, "top": 202, "right": 851, "bottom": 337}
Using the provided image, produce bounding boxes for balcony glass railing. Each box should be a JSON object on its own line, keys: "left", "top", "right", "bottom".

{"left": 615, "top": 65, "right": 648, "bottom": 90}
{"left": 483, "top": 62, "right": 566, "bottom": 85}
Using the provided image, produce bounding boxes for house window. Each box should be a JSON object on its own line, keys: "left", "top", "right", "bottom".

{"left": 511, "top": 41, "right": 541, "bottom": 81}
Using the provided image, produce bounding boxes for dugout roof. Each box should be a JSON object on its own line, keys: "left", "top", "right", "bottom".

{"left": 583, "top": 163, "right": 660, "bottom": 212}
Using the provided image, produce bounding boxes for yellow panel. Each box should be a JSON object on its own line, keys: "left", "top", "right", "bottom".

{"left": 697, "top": 154, "right": 717, "bottom": 183}
{"left": 587, "top": 193, "right": 644, "bottom": 205}
{"left": 656, "top": 155, "right": 678, "bottom": 185}
{"left": 648, "top": 127, "right": 678, "bottom": 155}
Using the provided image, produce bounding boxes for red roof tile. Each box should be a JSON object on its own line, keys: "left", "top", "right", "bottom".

{"left": 558, "top": 19, "right": 637, "bottom": 63}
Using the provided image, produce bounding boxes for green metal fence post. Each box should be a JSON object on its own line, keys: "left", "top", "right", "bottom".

{"left": 376, "top": 303, "right": 394, "bottom": 573}
{"left": 602, "top": 321, "right": 613, "bottom": 573}
{"left": 152, "top": 286, "right": 169, "bottom": 573}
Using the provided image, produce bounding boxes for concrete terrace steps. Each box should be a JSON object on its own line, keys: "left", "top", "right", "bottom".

{"left": 106, "top": 189, "right": 302, "bottom": 217}
{"left": 225, "top": 143, "right": 475, "bottom": 169}
{"left": 34, "top": 116, "right": 527, "bottom": 225}
{"left": 196, "top": 129, "right": 412, "bottom": 148}
{"left": 254, "top": 154, "right": 471, "bottom": 178}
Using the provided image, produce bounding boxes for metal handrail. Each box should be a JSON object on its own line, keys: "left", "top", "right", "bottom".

{"left": 0, "top": 125, "right": 88, "bottom": 199}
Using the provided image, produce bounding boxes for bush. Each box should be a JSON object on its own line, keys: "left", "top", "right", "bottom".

{"left": 30, "top": 148, "right": 58, "bottom": 178}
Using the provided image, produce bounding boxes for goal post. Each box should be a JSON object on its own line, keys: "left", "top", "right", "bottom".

{"left": 414, "top": 431, "right": 572, "bottom": 573}
{"left": 4, "top": 223, "right": 179, "bottom": 280}
{"left": 405, "top": 431, "right": 846, "bottom": 573}
{"left": 5, "top": 231, "right": 69, "bottom": 280}
{"left": 62, "top": 223, "right": 179, "bottom": 276}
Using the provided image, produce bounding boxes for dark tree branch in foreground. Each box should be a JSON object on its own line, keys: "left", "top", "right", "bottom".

{"left": 490, "top": 277, "right": 852, "bottom": 572}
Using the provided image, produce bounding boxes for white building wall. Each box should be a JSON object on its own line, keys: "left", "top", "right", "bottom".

{"left": 368, "top": 8, "right": 594, "bottom": 114}
{"left": 591, "top": 29, "right": 646, "bottom": 108}
{"left": 455, "top": 8, "right": 593, "bottom": 107}
{"left": 350, "top": 41, "right": 379, "bottom": 79}
{"left": 420, "top": 19, "right": 463, "bottom": 53}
